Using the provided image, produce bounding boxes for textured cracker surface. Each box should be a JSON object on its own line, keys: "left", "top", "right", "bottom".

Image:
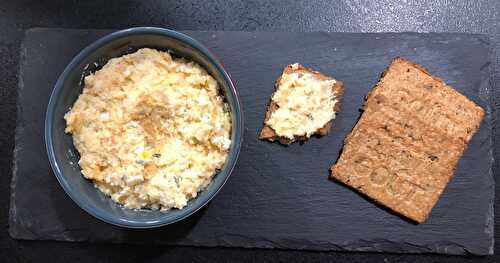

{"left": 331, "top": 57, "right": 485, "bottom": 223}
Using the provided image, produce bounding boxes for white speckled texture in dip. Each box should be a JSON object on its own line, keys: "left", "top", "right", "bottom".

{"left": 65, "top": 48, "right": 231, "bottom": 210}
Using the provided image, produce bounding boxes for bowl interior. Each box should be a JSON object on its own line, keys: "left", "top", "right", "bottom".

{"left": 46, "top": 29, "right": 241, "bottom": 228}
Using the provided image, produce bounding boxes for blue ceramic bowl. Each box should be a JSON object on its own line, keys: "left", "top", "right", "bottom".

{"left": 45, "top": 27, "right": 243, "bottom": 228}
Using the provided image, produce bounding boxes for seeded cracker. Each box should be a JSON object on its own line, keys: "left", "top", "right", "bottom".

{"left": 330, "top": 57, "right": 484, "bottom": 223}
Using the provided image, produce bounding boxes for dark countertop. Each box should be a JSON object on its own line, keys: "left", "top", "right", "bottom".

{"left": 1, "top": 1, "right": 498, "bottom": 262}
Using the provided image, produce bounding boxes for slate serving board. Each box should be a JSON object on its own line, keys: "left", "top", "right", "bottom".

{"left": 9, "top": 28, "right": 494, "bottom": 255}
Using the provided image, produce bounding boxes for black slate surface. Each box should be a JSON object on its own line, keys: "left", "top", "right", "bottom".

{"left": 9, "top": 28, "right": 494, "bottom": 255}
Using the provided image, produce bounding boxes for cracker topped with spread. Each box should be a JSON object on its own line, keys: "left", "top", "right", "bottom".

{"left": 259, "top": 63, "right": 344, "bottom": 144}
{"left": 330, "top": 57, "right": 484, "bottom": 223}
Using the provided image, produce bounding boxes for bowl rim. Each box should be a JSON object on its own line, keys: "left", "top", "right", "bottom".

{"left": 44, "top": 27, "right": 243, "bottom": 228}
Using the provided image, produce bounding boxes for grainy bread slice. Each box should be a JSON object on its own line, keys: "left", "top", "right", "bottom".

{"left": 330, "top": 57, "right": 484, "bottom": 223}
{"left": 259, "top": 64, "right": 344, "bottom": 144}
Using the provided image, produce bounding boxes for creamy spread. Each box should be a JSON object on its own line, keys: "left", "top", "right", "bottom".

{"left": 65, "top": 48, "right": 232, "bottom": 210}
{"left": 265, "top": 64, "right": 338, "bottom": 139}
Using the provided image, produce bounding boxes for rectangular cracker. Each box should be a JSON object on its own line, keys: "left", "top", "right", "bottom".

{"left": 330, "top": 57, "right": 484, "bottom": 223}
{"left": 259, "top": 63, "right": 344, "bottom": 144}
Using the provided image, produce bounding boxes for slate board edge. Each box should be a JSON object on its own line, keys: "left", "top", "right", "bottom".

{"left": 7, "top": 27, "right": 495, "bottom": 42}
{"left": 8, "top": 31, "right": 29, "bottom": 240}
{"left": 483, "top": 34, "right": 496, "bottom": 255}
{"left": 7, "top": 231, "right": 479, "bottom": 256}
{"left": 7, "top": 29, "right": 495, "bottom": 256}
